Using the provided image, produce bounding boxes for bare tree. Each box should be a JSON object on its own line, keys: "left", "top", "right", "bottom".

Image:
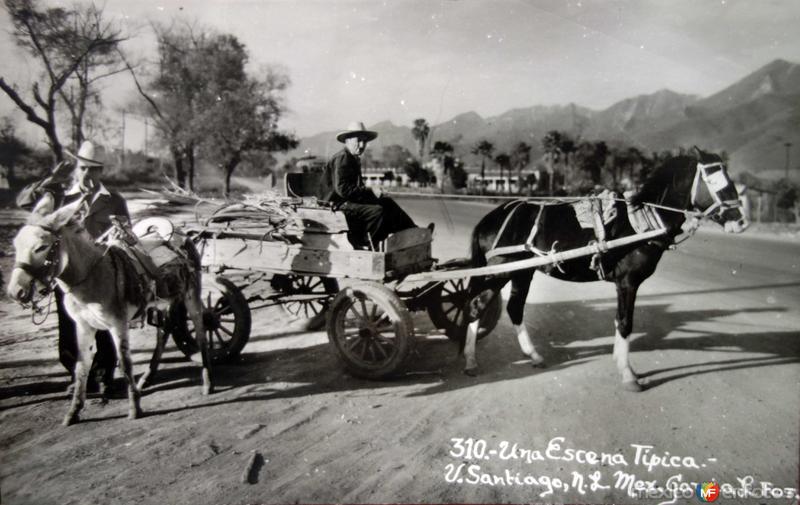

{"left": 58, "top": 2, "right": 127, "bottom": 148}
{"left": 0, "top": 0, "right": 124, "bottom": 160}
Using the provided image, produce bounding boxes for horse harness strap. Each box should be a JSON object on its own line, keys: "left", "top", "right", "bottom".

{"left": 691, "top": 161, "right": 743, "bottom": 218}
{"left": 484, "top": 201, "right": 546, "bottom": 260}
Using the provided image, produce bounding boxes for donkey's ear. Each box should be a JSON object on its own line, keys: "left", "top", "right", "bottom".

{"left": 692, "top": 145, "right": 705, "bottom": 158}
{"left": 30, "top": 193, "right": 55, "bottom": 218}
{"left": 40, "top": 196, "right": 85, "bottom": 231}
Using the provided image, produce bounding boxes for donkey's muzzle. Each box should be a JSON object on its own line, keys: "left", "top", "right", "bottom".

{"left": 7, "top": 268, "right": 33, "bottom": 304}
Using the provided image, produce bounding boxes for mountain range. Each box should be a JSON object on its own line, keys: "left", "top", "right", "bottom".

{"left": 290, "top": 59, "right": 800, "bottom": 179}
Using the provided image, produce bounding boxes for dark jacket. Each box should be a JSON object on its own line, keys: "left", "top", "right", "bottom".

{"left": 317, "top": 149, "right": 376, "bottom": 205}
{"left": 17, "top": 180, "right": 129, "bottom": 239}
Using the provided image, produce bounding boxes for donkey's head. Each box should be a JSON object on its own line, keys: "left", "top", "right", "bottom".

{"left": 691, "top": 146, "right": 749, "bottom": 234}
{"left": 6, "top": 196, "right": 85, "bottom": 304}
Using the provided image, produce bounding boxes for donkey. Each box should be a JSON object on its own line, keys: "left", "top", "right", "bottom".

{"left": 6, "top": 198, "right": 212, "bottom": 425}
{"left": 459, "top": 147, "right": 748, "bottom": 391}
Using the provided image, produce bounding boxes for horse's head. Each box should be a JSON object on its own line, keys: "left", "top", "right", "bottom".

{"left": 6, "top": 197, "right": 85, "bottom": 304}
{"left": 690, "top": 146, "right": 749, "bottom": 233}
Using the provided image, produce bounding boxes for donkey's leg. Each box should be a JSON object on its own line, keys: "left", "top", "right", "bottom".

{"left": 110, "top": 324, "right": 143, "bottom": 419}
{"left": 137, "top": 325, "right": 166, "bottom": 390}
{"left": 613, "top": 281, "right": 642, "bottom": 392}
{"left": 63, "top": 321, "right": 94, "bottom": 426}
{"left": 508, "top": 270, "right": 544, "bottom": 367}
{"left": 186, "top": 289, "right": 213, "bottom": 395}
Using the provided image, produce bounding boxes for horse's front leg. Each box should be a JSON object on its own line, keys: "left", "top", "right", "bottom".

{"left": 109, "top": 323, "right": 143, "bottom": 419}
{"left": 63, "top": 320, "right": 94, "bottom": 426}
{"left": 613, "top": 281, "right": 642, "bottom": 392}
{"left": 186, "top": 290, "right": 213, "bottom": 395}
{"left": 508, "top": 271, "right": 544, "bottom": 367}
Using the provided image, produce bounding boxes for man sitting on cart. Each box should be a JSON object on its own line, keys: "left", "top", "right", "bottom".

{"left": 317, "top": 121, "right": 426, "bottom": 248}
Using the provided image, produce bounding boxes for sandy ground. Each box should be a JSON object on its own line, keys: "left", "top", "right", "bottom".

{"left": 1, "top": 196, "right": 798, "bottom": 505}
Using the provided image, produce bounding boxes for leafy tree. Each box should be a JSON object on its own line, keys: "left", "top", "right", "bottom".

{"left": 0, "top": 118, "right": 32, "bottom": 185}
{"left": 381, "top": 144, "right": 414, "bottom": 168}
{"left": 511, "top": 141, "right": 531, "bottom": 195}
{"left": 449, "top": 159, "right": 468, "bottom": 189}
{"left": 430, "top": 140, "right": 453, "bottom": 158}
{"left": 411, "top": 118, "right": 430, "bottom": 160}
{"left": 200, "top": 64, "right": 297, "bottom": 197}
{"left": 494, "top": 152, "right": 511, "bottom": 194}
{"left": 0, "top": 0, "right": 124, "bottom": 160}
{"left": 471, "top": 139, "right": 494, "bottom": 193}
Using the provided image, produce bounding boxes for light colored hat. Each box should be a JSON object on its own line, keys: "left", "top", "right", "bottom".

{"left": 65, "top": 140, "right": 106, "bottom": 167}
{"left": 336, "top": 121, "right": 378, "bottom": 143}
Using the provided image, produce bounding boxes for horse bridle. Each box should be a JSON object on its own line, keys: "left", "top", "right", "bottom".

{"left": 13, "top": 226, "right": 63, "bottom": 296}
{"left": 689, "top": 161, "right": 745, "bottom": 225}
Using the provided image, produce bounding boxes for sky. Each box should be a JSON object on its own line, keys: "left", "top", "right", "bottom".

{"left": 1, "top": 0, "right": 799, "bottom": 151}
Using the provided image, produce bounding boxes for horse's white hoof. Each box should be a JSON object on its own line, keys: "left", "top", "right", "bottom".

{"left": 128, "top": 408, "right": 143, "bottom": 420}
{"left": 622, "top": 380, "right": 643, "bottom": 392}
{"left": 463, "top": 367, "right": 478, "bottom": 377}
{"left": 62, "top": 414, "right": 78, "bottom": 426}
{"left": 529, "top": 354, "right": 545, "bottom": 367}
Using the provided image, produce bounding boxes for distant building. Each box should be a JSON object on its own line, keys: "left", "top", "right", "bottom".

{"left": 467, "top": 167, "right": 541, "bottom": 193}
{"left": 361, "top": 166, "right": 409, "bottom": 187}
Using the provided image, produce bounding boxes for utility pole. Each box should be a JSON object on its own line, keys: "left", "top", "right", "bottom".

{"left": 785, "top": 142, "right": 792, "bottom": 179}
{"left": 121, "top": 110, "right": 126, "bottom": 165}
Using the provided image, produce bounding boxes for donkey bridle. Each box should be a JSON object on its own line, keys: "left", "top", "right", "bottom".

{"left": 13, "top": 230, "right": 62, "bottom": 294}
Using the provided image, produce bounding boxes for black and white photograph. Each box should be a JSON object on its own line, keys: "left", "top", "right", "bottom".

{"left": 1, "top": 1, "right": 798, "bottom": 504}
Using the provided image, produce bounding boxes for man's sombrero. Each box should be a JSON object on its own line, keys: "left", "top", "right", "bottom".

{"left": 65, "top": 140, "right": 106, "bottom": 167}
{"left": 336, "top": 121, "right": 378, "bottom": 143}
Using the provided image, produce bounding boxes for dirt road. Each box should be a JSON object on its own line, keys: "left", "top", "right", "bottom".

{"left": 1, "top": 197, "right": 798, "bottom": 505}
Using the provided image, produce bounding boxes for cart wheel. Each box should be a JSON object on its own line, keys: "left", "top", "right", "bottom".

{"left": 171, "top": 276, "right": 252, "bottom": 364}
{"left": 327, "top": 282, "right": 415, "bottom": 380}
{"left": 426, "top": 279, "right": 502, "bottom": 341}
{"left": 270, "top": 274, "right": 338, "bottom": 330}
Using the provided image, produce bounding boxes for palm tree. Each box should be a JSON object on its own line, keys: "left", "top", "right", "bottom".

{"left": 541, "top": 131, "right": 562, "bottom": 195}
{"left": 471, "top": 139, "right": 494, "bottom": 194}
{"left": 411, "top": 118, "right": 430, "bottom": 161}
{"left": 512, "top": 141, "right": 531, "bottom": 195}
{"left": 494, "top": 153, "right": 511, "bottom": 194}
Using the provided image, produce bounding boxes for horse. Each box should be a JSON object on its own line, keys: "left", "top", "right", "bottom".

{"left": 6, "top": 197, "right": 213, "bottom": 425}
{"left": 458, "top": 146, "right": 748, "bottom": 391}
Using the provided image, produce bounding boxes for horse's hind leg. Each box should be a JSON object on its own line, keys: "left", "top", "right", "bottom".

{"left": 508, "top": 270, "right": 544, "bottom": 367}
{"left": 110, "top": 325, "right": 143, "bottom": 419}
{"left": 63, "top": 322, "right": 94, "bottom": 426}
{"left": 137, "top": 325, "right": 166, "bottom": 390}
{"left": 186, "top": 289, "right": 213, "bottom": 395}
{"left": 614, "top": 281, "right": 642, "bottom": 392}
{"left": 462, "top": 277, "right": 506, "bottom": 376}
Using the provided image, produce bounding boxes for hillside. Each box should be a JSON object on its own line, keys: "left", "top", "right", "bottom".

{"left": 289, "top": 59, "right": 800, "bottom": 178}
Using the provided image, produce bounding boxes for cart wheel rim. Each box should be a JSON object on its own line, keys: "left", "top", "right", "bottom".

{"left": 337, "top": 295, "right": 400, "bottom": 367}
{"left": 276, "top": 275, "right": 335, "bottom": 325}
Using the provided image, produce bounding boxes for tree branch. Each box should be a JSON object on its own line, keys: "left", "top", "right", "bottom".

{"left": 0, "top": 77, "right": 49, "bottom": 129}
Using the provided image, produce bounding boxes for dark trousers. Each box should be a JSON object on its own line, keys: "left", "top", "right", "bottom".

{"left": 55, "top": 289, "right": 117, "bottom": 390}
{"left": 341, "top": 196, "right": 417, "bottom": 247}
